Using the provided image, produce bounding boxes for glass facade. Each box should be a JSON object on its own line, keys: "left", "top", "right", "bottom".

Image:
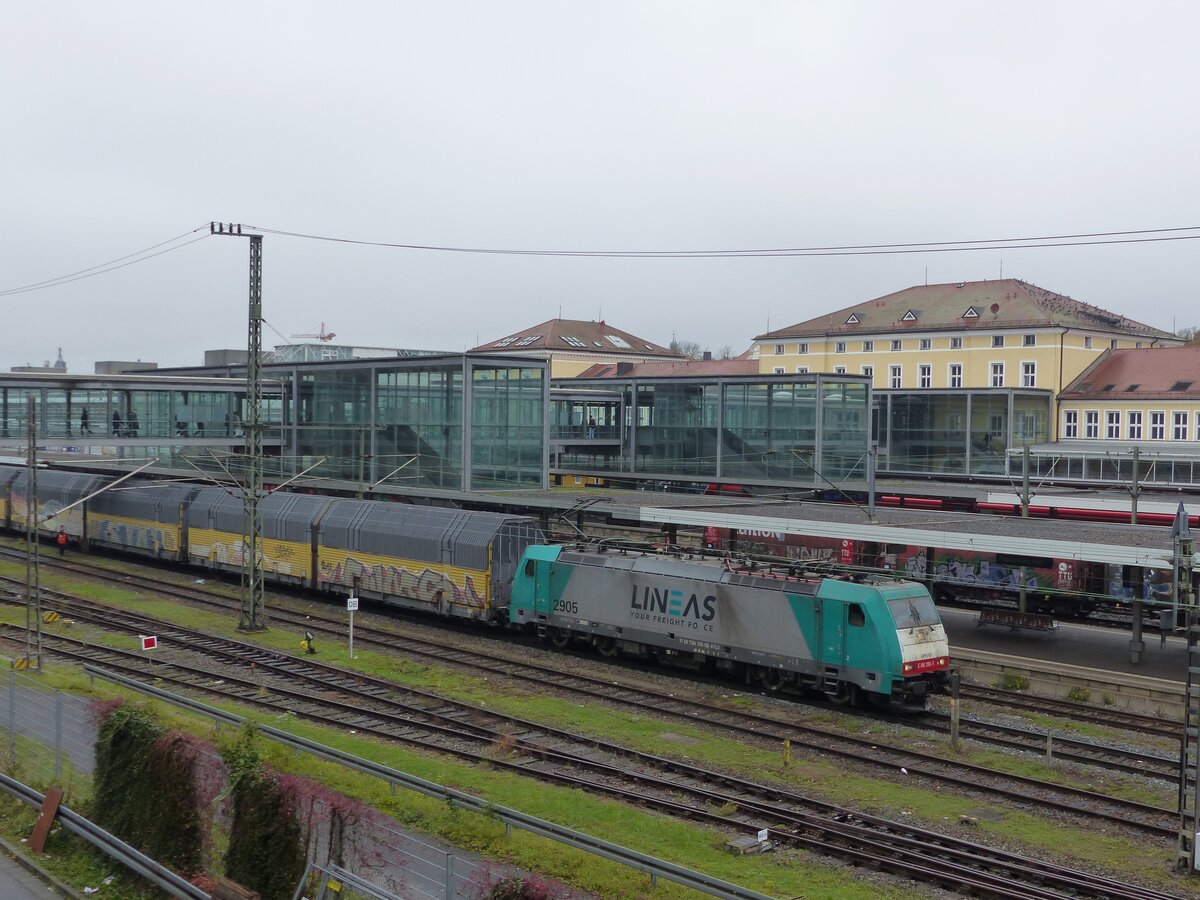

{"left": 165, "top": 354, "right": 550, "bottom": 491}
{"left": 873, "top": 389, "right": 1051, "bottom": 476}
{"left": 556, "top": 374, "right": 871, "bottom": 487}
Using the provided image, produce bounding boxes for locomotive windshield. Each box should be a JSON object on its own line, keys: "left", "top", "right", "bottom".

{"left": 886, "top": 594, "right": 940, "bottom": 628}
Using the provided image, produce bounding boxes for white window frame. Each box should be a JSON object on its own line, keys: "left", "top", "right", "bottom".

{"left": 950, "top": 337, "right": 963, "bottom": 349}
{"left": 1110, "top": 339, "right": 1119, "bottom": 349}
{"left": 835, "top": 341, "right": 846, "bottom": 353}
{"left": 1174, "top": 411, "right": 1188, "bottom": 440}
{"left": 949, "top": 363, "right": 963, "bottom": 389}
{"left": 1128, "top": 411, "right": 1143, "bottom": 440}
{"left": 1021, "top": 361, "right": 1036, "bottom": 388}
{"left": 834, "top": 366, "right": 847, "bottom": 375}
{"left": 889, "top": 365, "right": 902, "bottom": 389}
{"left": 1084, "top": 410, "right": 1099, "bottom": 439}
{"left": 773, "top": 366, "right": 785, "bottom": 374}
{"left": 1105, "top": 411, "right": 1120, "bottom": 439}
{"left": 775, "top": 344, "right": 785, "bottom": 355}
{"left": 1084, "top": 336, "right": 1093, "bottom": 349}
{"left": 1150, "top": 410, "right": 1165, "bottom": 440}
{"left": 919, "top": 338, "right": 931, "bottom": 350}
{"left": 990, "top": 362, "right": 1005, "bottom": 387}
{"left": 1023, "top": 334, "right": 1036, "bottom": 346}
{"left": 798, "top": 343, "right": 808, "bottom": 354}
{"left": 1064, "top": 410, "right": 1079, "bottom": 439}
{"left": 919, "top": 364, "right": 932, "bottom": 388}
{"left": 891, "top": 339, "right": 902, "bottom": 351}
{"left": 795, "top": 366, "right": 809, "bottom": 374}
{"left": 861, "top": 365, "right": 873, "bottom": 378}
{"left": 992, "top": 335, "right": 1005, "bottom": 348}
{"left": 862, "top": 340, "right": 873, "bottom": 352}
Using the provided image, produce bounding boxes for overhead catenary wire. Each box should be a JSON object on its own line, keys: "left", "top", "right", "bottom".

{"left": 4, "top": 221, "right": 1200, "bottom": 298}
{"left": 244, "top": 223, "right": 1200, "bottom": 258}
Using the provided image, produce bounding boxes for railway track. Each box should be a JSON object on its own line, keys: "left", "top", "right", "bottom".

{"left": 1, "top": 552, "right": 1184, "bottom": 790}
{"left": 0, "top": 609, "right": 1181, "bottom": 900}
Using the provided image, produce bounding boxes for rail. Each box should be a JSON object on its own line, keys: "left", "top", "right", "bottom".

{"left": 0, "top": 772, "right": 210, "bottom": 900}
{"left": 83, "top": 665, "right": 774, "bottom": 900}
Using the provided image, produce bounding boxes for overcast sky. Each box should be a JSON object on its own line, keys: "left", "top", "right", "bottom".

{"left": 5, "top": 2, "right": 1198, "bottom": 372}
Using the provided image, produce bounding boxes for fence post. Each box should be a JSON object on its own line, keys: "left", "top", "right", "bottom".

{"left": 54, "top": 691, "right": 63, "bottom": 780}
{"left": 7, "top": 669, "right": 14, "bottom": 767}
{"left": 444, "top": 850, "right": 455, "bottom": 899}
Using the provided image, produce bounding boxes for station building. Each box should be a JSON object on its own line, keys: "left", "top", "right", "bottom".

{"left": 471, "top": 318, "right": 683, "bottom": 378}
{"left": 751, "top": 279, "right": 1178, "bottom": 439}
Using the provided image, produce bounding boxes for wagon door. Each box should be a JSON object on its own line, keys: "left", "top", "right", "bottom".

{"left": 532, "top": 557, "right": 553, "bottom": 617}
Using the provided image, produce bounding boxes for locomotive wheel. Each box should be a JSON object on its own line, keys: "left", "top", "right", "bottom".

{"left": 548, "top": 626, "right": 572, "bottom": 648}
{"left": 826, "top": 683, "right": 861, "bottom": 707}
{"left": 593, "top": 636, "right": 618, "bottom": 657}
{"left": 756, "top": 666, "right": 785, "bottom": 692}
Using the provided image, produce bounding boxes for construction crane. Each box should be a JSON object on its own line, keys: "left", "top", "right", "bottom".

{"left": 292, "top": 322, "right": 336, "bottom": 342}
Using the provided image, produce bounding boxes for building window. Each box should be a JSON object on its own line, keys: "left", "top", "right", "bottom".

{"left": 1136, "top": 341, "right": 1144, "bottom": 349}
{"left": 1128, "top": 411, "right": 1142, "bottom": 440}
{"left": 950, "top": 337, "right": 963, "bottom": 349}
{"left": 949, "top": 363, "right": 963, "bottom": 389}
{"left": 1150, "top": 411, "right": 1165, "bottom": 440}
{"left": 990, "top": 362, "right": 1004, "bottom": 387}
{"left": 834, "top": 366, "right": 847, "bottom": 374}
{"left": 891, "top": 339, "right": 902, "bottom": 351}
{"left": 992, "top": 335, "right": 1005, "bottom": 348}
{"left": 1084, "top": 336, "right": 1093, "bottom": 349}
{"left": 1064, "top": 410, "right": 1078, "bottom": 439}
{"left": 989, "top": 413, "right": 1005, "bottom": 437}
{"left": 796, "top": 366, "right": 809, "bottom": 374}
{"left": 1110, "top": 339, "right": 1119, "bottom": 349}
{"left": 919, "top": 338, "right": 931, "bottom": 350}
{"left": 919, "top": 364, "right": 932, "bottom": 388}
{"left": 835, "top": 341, "right": 846, "bottom": 353}
{"left": 1021, "top": 362, "right": 1036, "bottom": 387}
{"left": 862, "top": 340, "right": 873, "bottom": 352}
{"left": 775, "top": 344, "right": 785, "bottom": 355}
{"left": 1084, "top": 410, "right": 1099, "bottom": 439}
{"left": 773, "top": 366, "right": 785, "bottom": 374}
{"left": 889, "top": 365, "right": 902, "bottom": 389}
{"left": 1174, "top": 411, "right": 1188, "bottom": 440}
{"left": 861, "top": 365, "right": 873, "bottom": 378}
{"left": 798, "top": 343, "right": 808, "bottom": 354}
{"left": 1023, "top": 334, "right": 1036, "bottom": 346}
{"left": 1106, "top": 411, "right": 1120, "bottom": 439}
{"left": 1017, "top": 413, "right": 1039, "bottom": 439}
{"left": 947, "top": 413, "right": 962, "bottom": 432}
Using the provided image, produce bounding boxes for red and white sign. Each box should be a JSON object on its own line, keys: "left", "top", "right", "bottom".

{"left": 140, "top": 635, "right": 158, "bottom": 651}
{"left": 903, "top": 655, "right": 949, "bottom": 675}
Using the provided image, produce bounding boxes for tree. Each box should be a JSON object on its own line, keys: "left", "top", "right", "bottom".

{"left": 669, "top": 339, "right": 704, "bottom": 359}
{"left": 1177, "top": 326, "right": 1200, "bottom": 344}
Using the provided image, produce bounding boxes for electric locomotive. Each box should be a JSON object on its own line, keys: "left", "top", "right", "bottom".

{"left": 510, "top": 546, "right": 949, "bottom": 707}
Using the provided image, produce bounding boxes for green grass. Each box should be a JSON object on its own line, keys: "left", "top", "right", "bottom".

{"left": 0, "top": 556, "right": 1188, "bottom": 895}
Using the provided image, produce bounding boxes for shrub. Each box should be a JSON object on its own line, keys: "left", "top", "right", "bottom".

{"left": 997, "top": 673, "right": 1030, "bottom": 691}
{"left": 1066, "top": 686, "right": 1090, "bottom": 703}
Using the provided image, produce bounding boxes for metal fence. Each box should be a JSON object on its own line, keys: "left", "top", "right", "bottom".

{"left": 0, "top": 669, "right": 97, "bottom": 792}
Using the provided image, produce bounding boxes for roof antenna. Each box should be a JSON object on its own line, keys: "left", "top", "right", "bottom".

{"left": 1000, "top": 255, "right": 1004, "bottom": 279}
{"left": 924, "top": 266, "right": 928, "bottom": 285}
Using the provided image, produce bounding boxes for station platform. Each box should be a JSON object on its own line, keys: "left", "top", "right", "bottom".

{"left": 941, "top": 606, "right": 1185, "bottom": 683}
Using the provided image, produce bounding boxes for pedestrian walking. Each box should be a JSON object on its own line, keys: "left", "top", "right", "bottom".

{"left": 79, "top": 408, "right": 90, "bottom": 434}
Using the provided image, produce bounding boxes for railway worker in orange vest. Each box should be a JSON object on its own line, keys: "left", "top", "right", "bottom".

{"left": 56, "top": 528, "right": 67, "bottom": 556}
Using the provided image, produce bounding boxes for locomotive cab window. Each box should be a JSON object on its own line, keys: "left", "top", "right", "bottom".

{"left": 524, "top": 559, "right": 535, "bottom": 577}
{"left": 887, "top": 594, "right": 939, "bottom": 628}
{"left": 847, "top": 604, "right": 865, "bottom": 627}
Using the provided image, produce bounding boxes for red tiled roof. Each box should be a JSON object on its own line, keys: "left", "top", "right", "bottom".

{"left": 574, "top": 358, "right": 760, "bottom": 378}
{"left": 472, "top": 318, "right": 679, "bottom": 357}
{"left": 1061, "top": 347, "right": 1200, "bottom": 399}
{"left": 756, "top": 279, "right": 1176, "bottom": 341}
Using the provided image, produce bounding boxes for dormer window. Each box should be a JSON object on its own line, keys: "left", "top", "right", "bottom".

{"left": 562, "top": 336, "right": 586, "bottom": 348}
{"left": 901, "top": 310, "right": 919, "bottom": 322}
{"left": 845, "top": 313, "right": 861, "bottom": 325}
{"left": 494, "top": 337, "right": 518, "bottom": 347}
{"left": 514, "top": 336, "right": 539, "bottom": 347}
{"left": 963, "top": 307, "right": 979, "bottom": 319}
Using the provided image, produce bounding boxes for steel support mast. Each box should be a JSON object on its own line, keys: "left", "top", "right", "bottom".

{"left": 1175, "top": 503, "right": 1198, "bottom": 870}
{"left": 211, "top": 222, "right": 267, "bottom": 631}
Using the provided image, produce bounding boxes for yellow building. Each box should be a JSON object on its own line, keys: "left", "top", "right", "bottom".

{"left": 753, "top": 279, "right": 1178, "bottom": 403}
{"left": 1059, "top": 347, "right": 1200, "bottom": 445}
{"left": 472, "top": 318, "right": 682, "bottom": 379}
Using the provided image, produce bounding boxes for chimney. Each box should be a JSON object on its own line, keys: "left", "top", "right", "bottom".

{"left": 702, "top": 351, "right": 712, "bottom": 361}
{"left": 616, "top": 362, "right": 634, "bottom": 376}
